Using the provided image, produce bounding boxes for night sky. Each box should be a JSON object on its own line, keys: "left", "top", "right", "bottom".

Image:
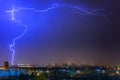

{"left": 0, "top": 0, "right": 120, "bottom": 65}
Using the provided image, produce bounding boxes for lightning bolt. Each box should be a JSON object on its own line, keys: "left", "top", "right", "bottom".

{"left": 6, "top": 6, "right": 28, "bottom": 65}
{"left": 5, "top": 3, "right": 105, "bottom": 65}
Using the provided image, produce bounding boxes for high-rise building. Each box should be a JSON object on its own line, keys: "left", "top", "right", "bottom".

{"left": 4, "top": 61, "right": 9, "bottom": 70}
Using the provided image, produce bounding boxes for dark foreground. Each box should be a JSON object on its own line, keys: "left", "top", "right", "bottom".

{"left": 0, "top": 65, "right": 120, "bottom": 80}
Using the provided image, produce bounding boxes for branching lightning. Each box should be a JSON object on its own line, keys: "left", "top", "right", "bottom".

{"left": 5, "top": 3, "right": 104, "bottom": 65}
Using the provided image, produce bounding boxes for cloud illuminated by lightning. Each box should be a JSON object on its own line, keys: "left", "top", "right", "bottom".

{"left": 5, "top": 3, "right": 105, "bottom": 65}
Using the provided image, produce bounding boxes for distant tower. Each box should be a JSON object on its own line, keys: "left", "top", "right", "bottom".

{"left": 4, "top": 61, "right": 9, "bottom": 70}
